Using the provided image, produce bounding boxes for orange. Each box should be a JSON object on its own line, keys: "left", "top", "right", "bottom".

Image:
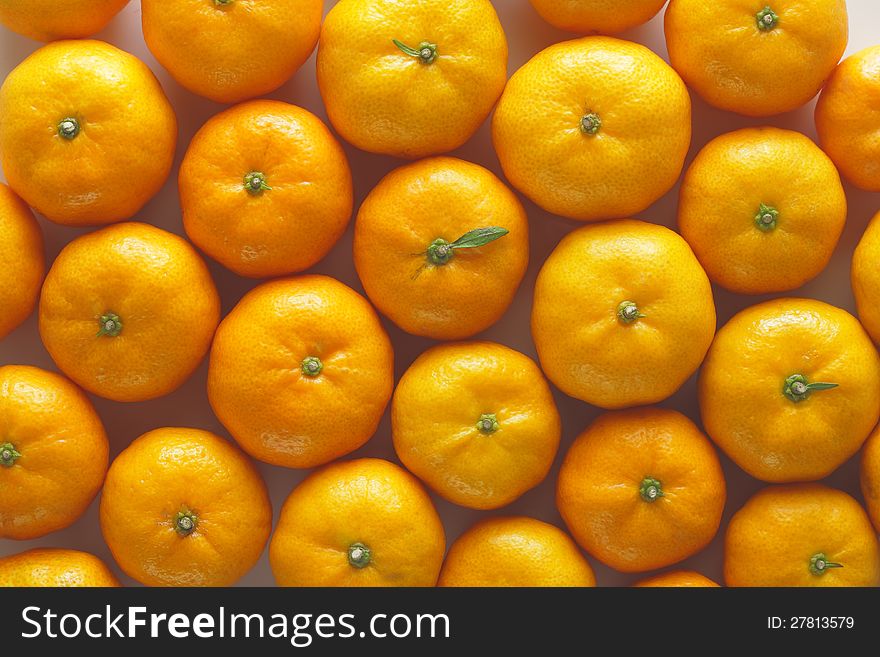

{"left": 208, "top": 275, "right": 394, "bottom": 469}
{"left": 633, "top": 570, "right": 720, "bottom": 587}
{"left": 438, "top": 517, "right": 595, "bottom": 587}
{"left": 557, "top": 408, "right": 726, "bottom": 573}
{"left": 0, "top": 365, "right": 108, "bottom": 540}
{"left": 852, "top": 211, "right": 880, "bottom": 345}
{"left": 678, "top": 127, "right": 846, "bottom": 295}
{"left": 0, "top": 0, "right": 128, "bottom": 41}
{"left": 860, "top": 425, "right": 880, "bottom": 533}
{"left": 180, "top": 100, "right": 353, "bottom": 279}
{"left": 0, "top": 549, "right": 120, "bottom": 587}
{"left": 392, "top": 341, "right": 560, "bottom": 510}
{"left": 0, "top": 40, "right": 176, "bottom": 225}
{"left": 492, "top": 36, "right": 691, "bottom": 222}
{"left": 270, "top": 458, "right": 445, "bottom": 586}
{"left": 141, "top": 0, "right": 323, "bottom": 104}
{"left": 317, "top": 0, "right": 507, "bottom": 158}
{"left": 699, "top": 298, "right": 880, "bottom": 483}
{"left": 532, "top": 219, "right": 715, "bottom": 409}
{"left": 529, "top": 0, "right": 667, "bottom": 34}
{"left": 725, "top": 484, "right": 880, "bottom": 587}
{"left": 354, "top": 157, "right": 528, "bottom": 340}
{"left": 665, "top": 0, "right": 848, "bottom": 116}
{"left": 39, "top": 222, "right": 220, "bottom": 403}
{"left": 100, "top": 427, "right": 272, "bottom": 587}
{"left": 816, "top": 46, "right": 880, "bottom": 191}
{"left": 0, "top": 183, "right": 43, "bottom": 340}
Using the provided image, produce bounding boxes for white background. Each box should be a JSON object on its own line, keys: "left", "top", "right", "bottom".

{"left": 1, "top": 1, "right": 879, "bottom": 586}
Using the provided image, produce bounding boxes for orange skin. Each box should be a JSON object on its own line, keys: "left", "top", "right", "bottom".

{"left": 851, "top": 211, "right": 880, "bottom": 345}
{"left": 0, "top": 549, "right": 120, "bottom": 587}
{"left": 39, "top": 222, "right": 220, "bottom": 402}
{"left": 678, "top": 127, "right": 846, "bottom": 295}
{"left": 141, "top": 0, "right": 323, "bottom": 104}
{"left": 0, "top": 183, "right": 44, "bottom": 340}
{"left": 699, "top": 298, "right": 880, "bottom": 483}
{"left": 438, "top": 517, "right": 596, "bottom": 587}
{"left": 493, "top": 36, "right": 691, "bottom": 222}
{"left": 392, "top": 341, "right": 560, "bottom": 510}
{"left": 0, "top": 365, "right": 108, "bottom": 540}
{"left": 354, "top": 157, "right": 529, "bottom": 340}
{"left": 208, "top": 275, "right": 394, "bottom": 469}
{"left": 633, "top": 571, "right": 720, "bottom": 587}
{"left": 816, "top": 46, "right": 880, "bottom": 192}
{"left": 100, "top": 427, "right": 272, "bottom": 587}
{"left": 665, "top": 0, "right": 848, "bottom": 117}
{"left": 530, "top": 0, "right": 667, "bottom": 34}
{"left": 532, "top": 219, "right": 715, "bottom": 409}
{"left": 0, "top": 0, "right": 128, "bottom": 42}
{"left": 318, "top": 0, "right": 508, "bottom": 158}
{"left": 270, "top": 458, "right": 445, "bottom": 587}
{"left": 860, "top": 425, "right": 880, "bottom": 533}
{"left": 557, "top": 408, "right": 726, "bottom": 573}
{"left": 180, "top": 100, "right": 353, "bottom": 279}
{"left": 0, "top": 40, "right": 177, "bottom": 225}
{"left": 725, "top": 484, "right": 880, "bottom": 587}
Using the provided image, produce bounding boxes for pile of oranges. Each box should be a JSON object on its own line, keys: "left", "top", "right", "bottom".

{"left": 2, "top": 0, "right": 880, "bottom": 588}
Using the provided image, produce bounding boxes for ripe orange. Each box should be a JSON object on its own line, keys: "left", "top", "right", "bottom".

{"left": 699, "top": 298, "right": 880, "bottom": 483}
{"left": 0, "top": 0, "right": 129, "bottom": 41}
{"left": 678, "top": 127, "right": 846, "bottom": 295}
{"left": 354, "top": 157, "right": 528, "bottom": 340}
{"left": 0, "top": 183, "right": 43, "bottom": 340}
{"left": 557, "top": 408, "right": 726, "bottom": 573}
{"left": 270, "top": 458, "right": 445, "bottom": 586}
{"left": 0, "top": 365, "right": 108, "bottom": 540}
{"left": 39, "top": 222, "right": 220, "bottom": 402}
{"left": 530, "top": 0, "right": 667, "bottom": 34}
{"left": 816, "top": 46, "right": 880, "bottom": 191}
{"left": 0, "top": 549, "right": 120, "bottom": 587}
{"left": 0, "top": 40, "right": 176, "bottom": 225}
{"left": 532, "top": 219, "right": 715, "bottom": 409}
{"left": 208, "top": 275, "right": 394, "bottom": 469}
{"left": 438, "top": 517, "right": 595, "bottom": 587}
{"left": 100, "top": 427, "right": 272, "bottom": 587}
{"left": 392, "top": 341, "right": 560, "bottom": 510}
{"left": 725, "top": 484, "right": 880, "bottom": 587}
{"left": 633, "top": 570, "right": 720, "bottom": 587}
{"left": 665, "top": 0, "right": 848, "bottom": 116}
{"left": 860, "top": 425, "right": 880, "bottom": 533}
{"left": 852, "top": 211, "right": 880, "bottom": 344}
{"left": 141, "top": 0, "right": 323, "bottom": 104}
{"left": 493, "top": 36, "right": 690, "bottom": 221}
{"left": 180, "top": 100, "right": 353, "bottom": 279}
{"left": 318, "top": 0, "right": 508, "bottom": 158}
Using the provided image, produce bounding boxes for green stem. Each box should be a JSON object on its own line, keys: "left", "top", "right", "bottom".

{"left": 756, "top": 6, "right": 779, "bottom": 30}
{"left": 755, "top": 203, "right": 779, "bottom": 232}
{"left": 580, "top": 112, "right": 601, "bottom": 136}
{"left": 175, "top": 506, "right": 198, "bottom": 536}
{"left": 617, "top": 301, "right": 645, "bottom": 324}
{"left": 97, "top": 312, "right": 122, "bottom": 337}
{"left": 301, "top": 356, "right": 323, "bottom": 377}
{"left": 392, "top": 39, "right": 438, "bottom": 64}
{"left": 639, "top": 477, "right": 664, "bottom": 502}
{"left": 783, "top": 374, "right": 838, "bottom": 403}
{"left": 477, "top": 413, "right": 499, "bottom": 435}
{"left": 0, "top": 442, "right": 21, "bottom": 467}
{"left": 425, "top": 227, "right": 509, "bottom": 266}
{"left": 58, "top": 117, "right": 80, "bottom": 140}
{"left": 348, "top": 542, "right": 371, "bottom": 568}
{"left": 809, "top": 553, "right": 843, "bottom": 576}
{"left": 244, "top": 171, "right": 271, "bottom": 195}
